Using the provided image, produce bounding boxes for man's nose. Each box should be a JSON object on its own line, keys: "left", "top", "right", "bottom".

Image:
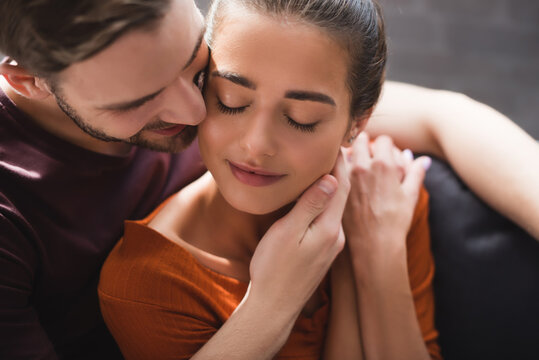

{"left": 159, "top": 77, "right": 206, "bottom": 125}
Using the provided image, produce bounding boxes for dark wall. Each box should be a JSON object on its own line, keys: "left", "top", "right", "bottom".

{"left": 196, "top": 0, "right": 538, "bottom": 138}
{"left": 379, "top": 0, "right": 539, "bottom": 138}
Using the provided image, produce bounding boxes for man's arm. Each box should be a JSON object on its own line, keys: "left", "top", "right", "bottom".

{"left": 369, "top": 81, "right": 539, "bottom": 240}
{"left": 191, "top": 153, "right": 350, "bottom": 359}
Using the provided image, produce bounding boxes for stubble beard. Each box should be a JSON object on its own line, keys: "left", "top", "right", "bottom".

{"left": 52, "top": 90, "right": 197, "bottom": 153}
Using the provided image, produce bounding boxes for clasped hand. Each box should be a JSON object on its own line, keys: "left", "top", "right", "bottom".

{"left": 343, "top": 132, "right": 431, "bottom": 265}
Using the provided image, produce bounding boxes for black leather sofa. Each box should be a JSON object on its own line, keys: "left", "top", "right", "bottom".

{"left": 424, "top": 158, "right": 539, "bottom": 360}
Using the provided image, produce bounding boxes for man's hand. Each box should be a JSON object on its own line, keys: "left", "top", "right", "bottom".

{"left": 249, "top": 150, "right": 350, "bottom": 316}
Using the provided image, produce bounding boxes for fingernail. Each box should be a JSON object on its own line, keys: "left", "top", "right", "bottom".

{"left": 318, "top": 178, "right": 337, "bottom": 195}
{"left": 346, "top": 149, "right": 353, "bottom": 162}
{"left": 422, "top": 157, "right": 432, "bottom": 171}
{"left": 403, "top": 149, "right": 413, "bottom": 161}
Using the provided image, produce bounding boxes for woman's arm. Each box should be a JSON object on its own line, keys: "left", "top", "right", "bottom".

{"left": 342, "top": 134, "right": 439, "bottom": 359}
{"left": 323, "top": 245, "right": 364, "bottom": 360}
{"left": 368, "top": 81, "right": 539, "bottom": 240}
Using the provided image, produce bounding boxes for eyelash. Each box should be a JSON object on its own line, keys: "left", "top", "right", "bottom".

{"left": 216, "top": 98, "right": 317, "bottom": 133}
{"left": 216, "top": 98, "right": 248, "bottom": 115}
{"left": 286, "top": 116, "right": 317, "bottom": 133}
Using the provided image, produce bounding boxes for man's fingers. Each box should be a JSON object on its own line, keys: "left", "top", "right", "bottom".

{"left": 314, "top": 151, "right": 350, "bottom": 230}
{"left": 278, "top": 174, "right": 338, "bottom": 236}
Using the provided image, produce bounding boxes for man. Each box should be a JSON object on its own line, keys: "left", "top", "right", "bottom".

{"left": 2, "top": 0, "right": 538, "bottom": 359}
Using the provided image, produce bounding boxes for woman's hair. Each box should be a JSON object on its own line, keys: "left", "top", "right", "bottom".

{"left": 206, "top": 0, "right": 387, "bottom": 119}
{"left": 0, "top": 0, "right": 171, "bottom": 77}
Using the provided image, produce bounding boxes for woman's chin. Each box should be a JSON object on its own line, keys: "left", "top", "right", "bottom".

{"left": 223, "top": 193, "right": 295, "bottom": 216}
{"left": 230, "top": 200, "right": 281, "bottom": 216}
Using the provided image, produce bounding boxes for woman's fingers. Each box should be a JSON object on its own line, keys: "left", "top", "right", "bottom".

{"left": 402, "top": 156, "right": 431, "bottom": 200}
{"left": 371, "top": 135, "right": 396, "bottom": 165}
{"left": 348, "top": 133, "right": 407, "bottom": 186}
{"left": 351, "top": 132, "right": 371, "bottom": 167}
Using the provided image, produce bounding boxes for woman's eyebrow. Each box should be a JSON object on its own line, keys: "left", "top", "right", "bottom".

{"left": 285, "top": 90, "right": 336, "bottom": 106}
{"left": 210, "top": 71, "right": 334, "bottom": 106}
{"left": 211, "top": 71, "right": 256, "bottom": 89}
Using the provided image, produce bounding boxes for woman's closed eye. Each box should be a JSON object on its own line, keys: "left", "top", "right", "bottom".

{"left": 216, "top": 98, "right": 249, "bottom": 115}
{"left": 216, "top": 96, "right": 318, "bottom": 133}
{"left": 285, "top": 115, "right": 317, "bottom": 133}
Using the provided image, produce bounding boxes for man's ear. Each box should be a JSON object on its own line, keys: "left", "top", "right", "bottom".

{"left": 0, "top": 62, "right": 51, "bottom": 100}
{"left": 342, "top": 107, "right": 373, "bottom": 147}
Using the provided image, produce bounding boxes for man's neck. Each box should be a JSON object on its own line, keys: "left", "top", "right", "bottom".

{"left": 1, "top": 80, "right": 132, "bottom": 156}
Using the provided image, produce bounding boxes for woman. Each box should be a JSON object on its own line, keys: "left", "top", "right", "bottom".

{"left": 99, "top": 0, "right": 439, "bottom": 359}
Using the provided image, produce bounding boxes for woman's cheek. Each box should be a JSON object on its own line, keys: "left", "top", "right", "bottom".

{"left": 308, "top": 140, "right": 342, "bottom": 175}
{"left": 199, "top": 115, "right": 229, "bottom": 153}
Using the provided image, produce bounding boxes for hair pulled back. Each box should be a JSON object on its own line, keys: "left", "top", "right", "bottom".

{"left": 206, "top": 0, "right": 387, "bottom": 119}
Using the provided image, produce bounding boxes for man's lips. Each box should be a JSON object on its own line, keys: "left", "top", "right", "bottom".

{"left": 149, "top": 124, "right": 186, "bottom": 136}
{"left": 228, "top": 161, "right": 286, "bottom": 187}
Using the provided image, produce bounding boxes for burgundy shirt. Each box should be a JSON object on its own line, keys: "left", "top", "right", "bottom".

{"left": 0, "top": 89, "right": 205, "bottom": 359}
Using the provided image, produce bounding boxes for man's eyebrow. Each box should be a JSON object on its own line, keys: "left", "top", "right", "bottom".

{"left": 211, "top": 70, "right": 256, "bottom": 89}
{"left": 183, "top": 28, "right": 206, "bottom": 70}
{"left": 99, "top": 88, "right": 165, "bottom": 112}
{"left": 285, "top": 90, "right": 336, "bottom": 106}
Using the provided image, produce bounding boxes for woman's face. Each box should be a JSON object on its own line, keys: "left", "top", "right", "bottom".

{"left": 199, "top": 7, "right": 356, "bottom": 215}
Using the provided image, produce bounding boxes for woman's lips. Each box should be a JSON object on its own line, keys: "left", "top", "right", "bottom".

{"left": 228, "top": 161, "right": 286, "bottom": 187}
{"left": 149, "top": 124, "right": 186, "bottom": 136}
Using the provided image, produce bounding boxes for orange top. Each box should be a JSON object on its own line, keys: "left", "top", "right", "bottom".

{"left": 99, "top": 188, "right": 440, "bottom": 359}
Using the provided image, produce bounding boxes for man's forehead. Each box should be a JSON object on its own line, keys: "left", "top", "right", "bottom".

{"left": 58, "top": 0, "right": 206, "bottom": 105}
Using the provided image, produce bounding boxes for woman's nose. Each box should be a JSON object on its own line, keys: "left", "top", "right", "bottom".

{"left": 239, "top": 114, "right": 277, "bottom": 158}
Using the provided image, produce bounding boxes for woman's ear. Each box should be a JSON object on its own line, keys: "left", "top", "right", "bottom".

{"left": 0, "top": 62, "right": 52, "bottom": 100}
{"left": 342, "top": 108, "right": 373, "bottom": 147}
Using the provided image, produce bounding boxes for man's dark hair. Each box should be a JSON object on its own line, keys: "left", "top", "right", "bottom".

{"left": 0, "top": 0, "right": 172, "bottom": 77}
